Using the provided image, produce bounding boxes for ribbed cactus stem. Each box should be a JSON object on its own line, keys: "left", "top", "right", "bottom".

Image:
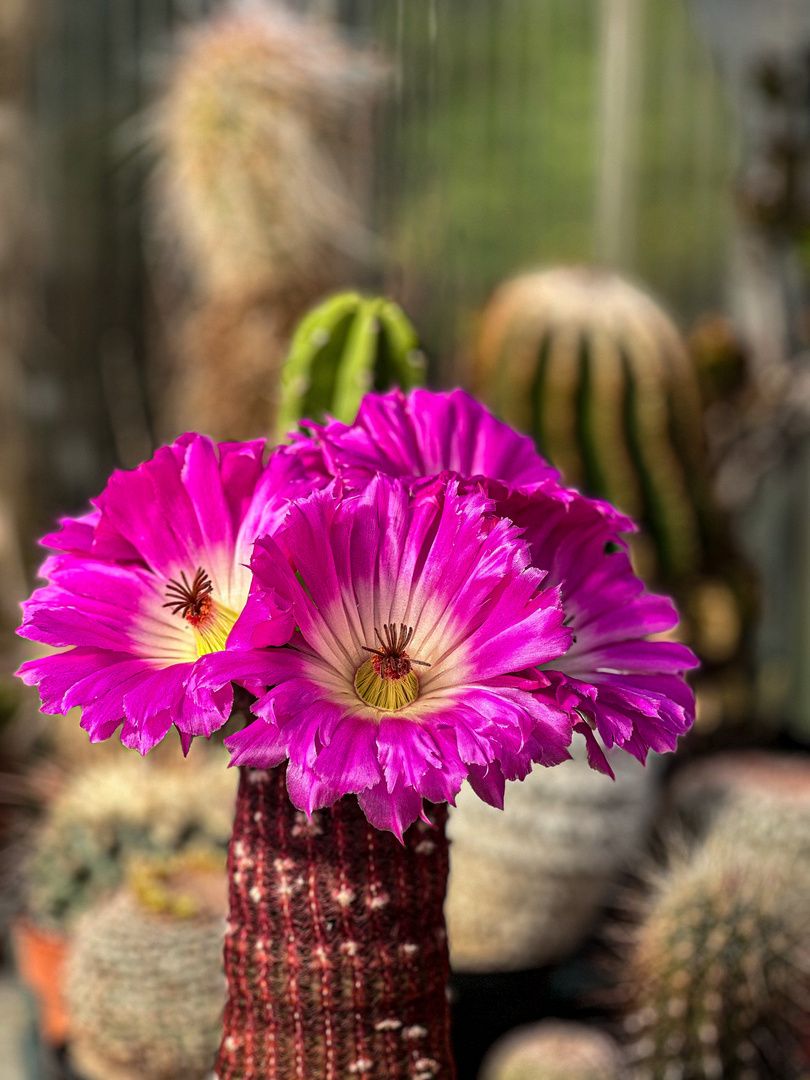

{"left": 217, "top": 766, "right": 455, "bottom": 1080}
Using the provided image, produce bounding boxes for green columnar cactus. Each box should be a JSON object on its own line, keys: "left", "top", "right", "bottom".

{"left": 25, "top": 757, "right": 236, "bottom": 930}
{"left": 480, "top": 1022, "right": 622, "bottom": 1080}
{"left": 474, "top": 267, "right": 712, "bottom": 584}
{"left": 621, "top": 840, "right": 810, "bottom": 1080}
{"left": 276, "top": 291, "right": 425, "bottom": 438}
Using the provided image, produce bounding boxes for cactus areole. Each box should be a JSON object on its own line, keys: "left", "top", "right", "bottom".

{"left": 218, "top": 766, "right": 454, "bottom": 1080}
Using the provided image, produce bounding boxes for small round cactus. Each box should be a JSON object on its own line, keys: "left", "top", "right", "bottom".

{"left": 480, "top": 1021, "right": 622, "bottom": 1080}
{"left": 65, "top": 855, "right": 227, "bottom": 1080}
{"left": 620, "top": 839, "right": 810, "bottom": 1080}
{"left": 276, "top": 291, "right": 425, "bottom": 437}
{"left": 25, "top": 756, "right": 236, "bottom": 930}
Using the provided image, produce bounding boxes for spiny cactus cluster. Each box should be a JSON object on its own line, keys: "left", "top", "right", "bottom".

{"left": 480, "top": 1021, "right": 622, "bottom": 1080}
{"left": 66, "top": 858, "right": 227, "bottom": 1080}
{"left": 446, "top": 743, "right": 655, "bottom": 972}
{"left": 620, "top": 837, "right": 810, "bottom": 1080}
{"left": 152, "top": 6, "right": 379, "bottom": 301}
{"left": 25, "top": 755, "right": 236, "bottom": 930}
{"left": 277, "top": 291, "right": 425, "bottom": 437}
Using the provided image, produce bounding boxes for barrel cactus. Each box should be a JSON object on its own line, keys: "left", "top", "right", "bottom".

{"left": 667, "top": 751, "right": 810, "bottom": 844}
{"left": 620, "top": 839, "right": 810, "bottom": 1080}
{"left": 276, "top": 291, "right": 425, "bottom": 437}
{"left": 446, "top": 743, "right": 656, "bottom": 972}
{"left": 474, "top": 267, "right": 711, "bottom": 582}
{"left": 25, "top": 756, "right": 236, "bottom": 931}
{"left": 65, "top": 853, "right": 227, "bottom": 1080}
{"left": 480, "top": 1022, "right": 622, "bottom": 1080}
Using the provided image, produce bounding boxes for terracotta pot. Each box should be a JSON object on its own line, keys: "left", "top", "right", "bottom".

{"left": 11, "top": 918, "right": 70, "bottom": 1045}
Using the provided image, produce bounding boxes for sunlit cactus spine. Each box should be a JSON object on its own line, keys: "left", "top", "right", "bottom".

{"left": 474, "top": 267, "right": 712, "bottom": 583}
{"left": 276, "top": 291, "right": 425, "bottom": 437}
{"left": 619, "top": 840, "right": 810, "bottom": 1080}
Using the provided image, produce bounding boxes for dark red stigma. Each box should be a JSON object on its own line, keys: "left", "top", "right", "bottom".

{"left": 361, "top": 623, "right": 431, "bottom": 681}
{"left": 163, "top": 567, "right": 214, "bottom": 625}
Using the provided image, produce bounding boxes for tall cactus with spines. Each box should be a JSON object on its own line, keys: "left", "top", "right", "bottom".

{"left": 276, "top": 291, "right": 425, "bottom": 438}
{"left": 474, "top": 267, "right": 716, "bottom": 584}
{"left": 619, "top": 839, "right": 810, "bottom": 1080}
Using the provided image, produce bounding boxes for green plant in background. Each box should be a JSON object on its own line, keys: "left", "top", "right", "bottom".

{"left": 359, "top": 0, "right": 733, "bottom": 362}
{"left": 25, "top": 756, "right": 236, "bottom": 930}
{"left": 620, "top": 838, "right": 810, "bottom": 1080}
{"left": 65, "top": 849, "right": 227, "bottom": 1080}
{"left": 276, "top": 291, "right": 425, "bottom": 438}
{"left": 480, "top": 1021, "right": 622, "bottom": 1080}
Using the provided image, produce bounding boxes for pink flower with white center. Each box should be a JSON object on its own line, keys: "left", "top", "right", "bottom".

{"left": 290, "top": 388, "right": 699, "bottom": 769}
{"left": 209, "top": 475, "right": 574, "bottom": 836}
{"left": 17, "top": 435, "right": 310, "bottom": 753}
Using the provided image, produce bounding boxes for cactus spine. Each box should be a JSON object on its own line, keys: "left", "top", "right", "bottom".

{"left": 277, "top": 291, "right": 425, "bottom": 438}
{"left": 149, "top": 7, "right": 380, "bottom": 440}
{"left": 620, "top": 840, "right": 810, "bottom": 1080}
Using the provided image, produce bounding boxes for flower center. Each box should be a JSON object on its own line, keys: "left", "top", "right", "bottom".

{"left": 354, "top": 623, "right": 430, "bottom": 711}
{"left": 164, "top": 567, "right": 239, "bottom": 658}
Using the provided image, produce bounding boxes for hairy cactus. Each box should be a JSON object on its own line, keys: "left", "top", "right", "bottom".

{"left": 25, "top": 756, "right": 236, "bottom": 930}
{"left": 65, "top": 854, "right": 227, "bottom": 1080}
{"left": 446, "top": 743, "right": 656, "bottom": 972}
{"left": 152, "top": 6, "right": 379, "bottom": 301}
{"left": 480, "top": 1022, "right": 622, "bottom": 1080}
{"left": 620, "top": 840, "right": 810, "bottom": 1080}
{"left": 276, "top": 291, "right": 425, "bottom": 437}
{"left": 149, "top": 5, "right": 381, "bottom": 441}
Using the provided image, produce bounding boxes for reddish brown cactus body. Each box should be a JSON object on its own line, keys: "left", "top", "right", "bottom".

{"left": 216, "top": 766, "right": 456, "bottom": 1080}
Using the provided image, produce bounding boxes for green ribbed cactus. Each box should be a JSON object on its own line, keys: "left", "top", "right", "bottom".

{"left": 474, "top": 267, "right": 712, "bottom": 584}
{"left": 276, "top": 291, "right": 425, "bottom": 438}
{"left": 620, "top": 840, "right": 810, "bottom": 1080}
{"left": 481, "top": 1022, "right": 622, "bottom": 1080}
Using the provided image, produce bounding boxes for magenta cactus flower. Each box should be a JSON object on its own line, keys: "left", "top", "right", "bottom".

{"left": 16, "top": 386, "right": 697, "bottom": 1080}
{"left": 289, "top": 388, "right": 699, "bottom": 772}
{"left": 204, "top": 474, "right": 573, "bottom": 836}
{"left": 16, "top": 435, "right": 311, "bottom": 753}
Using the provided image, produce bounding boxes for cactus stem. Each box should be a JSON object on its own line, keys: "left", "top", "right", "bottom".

{"left": 217, "top": 766, "right": 456, "bottom": 1080}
